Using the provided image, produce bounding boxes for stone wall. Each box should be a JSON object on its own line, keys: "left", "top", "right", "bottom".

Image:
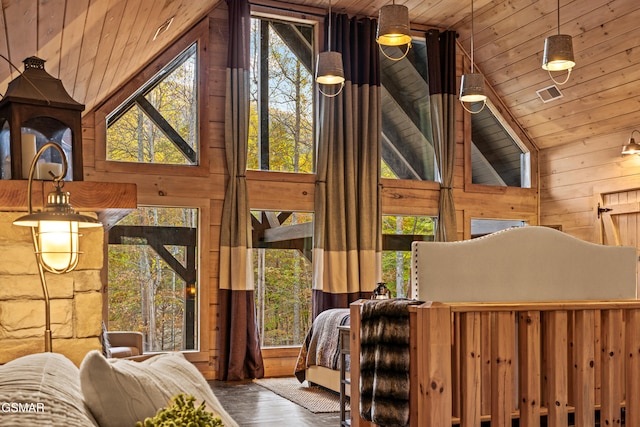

{"left": 0, "top": 212, "right": 104, "bottom": 366}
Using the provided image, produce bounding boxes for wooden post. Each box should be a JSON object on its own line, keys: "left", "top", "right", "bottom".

{"left": 544, "top": 311, "right": 568, "bottom": 427}
{"left": 416, "top": 302, "right": 452, "bottom": 427}
{"left": 518, "top": 311, "right": 541, "bottom": 427}
{"left": 626, "top": 308, "right": 640, "bottom": 426}
{"left": 490, "top": 311, "right": 515, "bottom": 427}
{"left": 573, "top": 309, "right": 595, "bottom": 427}
{"left": 480, "top": 312, "right": 492, "bottom": 416}
{"left": 460, "top": 312, "right": 482, "bottom": 427}
{"left": 600, "top": 309, "right": 623, "bottom": 426}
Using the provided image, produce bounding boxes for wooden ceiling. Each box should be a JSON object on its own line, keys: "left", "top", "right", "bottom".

{"left": 0, "top": 0, "right": 638, "bottom": 151}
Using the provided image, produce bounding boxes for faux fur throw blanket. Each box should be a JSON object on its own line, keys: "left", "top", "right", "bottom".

{"left": 360, "top": 298, "right": 420, "bottom": 427}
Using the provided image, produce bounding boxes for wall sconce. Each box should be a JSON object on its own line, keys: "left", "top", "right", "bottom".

{"left": 621, "top": 130, "right": 640, "bottom": 156}
{"left": 541, "top": 0, "right": 575, "bottom": 85}
{"left": 13, "top": 142, "right": 102, "bottom": 352}
{"left": 376, "top": 0, "right": 412, "bottom": 61}
{"left": 316, "top": 0, "right": 345, "bottom": 98}
{"left": 459, "top": 0, "right": 487, "bottom": 114}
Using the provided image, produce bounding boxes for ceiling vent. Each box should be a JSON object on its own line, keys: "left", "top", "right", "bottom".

{"left": 536, "top": 84, "right": 563, "bottom": 103}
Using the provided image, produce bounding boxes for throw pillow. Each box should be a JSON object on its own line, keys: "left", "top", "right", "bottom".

{"left": 79, "top": 350, "right": 238, "bottom": 427}
{"left": 0, "top": 352, "right": 98, "bottom": 426}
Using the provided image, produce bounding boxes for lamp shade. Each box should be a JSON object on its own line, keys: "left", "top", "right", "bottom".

{"left": 13, "top": 185, "right": 101, "bottom": 273}
{"left": 459, "top": 73, "right": 487, "bottom": 103}
{"left": 622, "top": 132, "right": 640, "bottom": 155}
{"left": 377, "top": 4, "right": 412, "bottom": 47}
{"left": 316, "top": 51, "right": 345, "bottom": 85}
{"left": 542, "top": 34, "right": 575, "bottom": 71}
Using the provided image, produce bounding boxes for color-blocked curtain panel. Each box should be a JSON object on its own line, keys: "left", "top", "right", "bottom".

{"left": 312, "top": 14, "right": 382, "bottom": 318}
{"left": 426, "top": 29, "right": 458, "bottom": 242}
{"left": 217, "top": 0, "right": 264, "bottom": 381}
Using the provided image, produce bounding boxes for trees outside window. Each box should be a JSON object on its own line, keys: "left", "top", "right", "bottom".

{"left": 382, "top": 215, "right": 435, "bottom": 298}
{"left": 108, "top": 206, "right": 199, "bottom": 352}
{"left": 106, "top": 44, "right": 198, "bottom": 165}
{"left": 251, "top": 210, "right": 313, "bottom": 347}
{"left": 248, "top": 17, "right": 314, "bottom": 173}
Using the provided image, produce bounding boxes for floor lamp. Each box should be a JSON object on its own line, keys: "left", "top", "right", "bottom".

{"left": 13, "top": 142, "right": 102, "bottom": 352}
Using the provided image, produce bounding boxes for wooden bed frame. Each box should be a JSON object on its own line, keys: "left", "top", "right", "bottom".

{"left": 349, "top": 226, "right": 640, "bottom": 427}
{"left": 306, "top": 365, "right": 348, "bottom": 396}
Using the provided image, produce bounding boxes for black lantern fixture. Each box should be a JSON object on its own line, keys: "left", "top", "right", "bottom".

{"left": 0, "top": 56, "right": 85, "bottom": 181}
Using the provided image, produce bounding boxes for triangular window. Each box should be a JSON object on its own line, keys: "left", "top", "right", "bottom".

{"left": 106, "top": 43, "right": 198, "bottom": 165}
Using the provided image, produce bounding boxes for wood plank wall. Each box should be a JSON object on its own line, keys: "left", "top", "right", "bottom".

{"left": 79, "top": 2, "right": 539, "bottom": 379}
{"left": 539, "top": 128, "right": 640, "bottom": 243}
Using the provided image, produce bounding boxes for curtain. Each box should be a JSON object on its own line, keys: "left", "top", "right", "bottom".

{"left": 217, "top": 0, "right": 264, "bottom": 381}
{"left": 426, "top": 29, "right": 458, "bottom": 242}
{"left": 312, "top": 14, "right": 382, "bottom": 318}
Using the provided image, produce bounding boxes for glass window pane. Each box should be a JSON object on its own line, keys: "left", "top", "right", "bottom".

{"left": 381, "top": 39, "right": 435, "bottom": 181}
{"left": 107, "top": 44, "right": 198, "bottom": 165}
{"left": 108, "top": 206, "right": 198, "bottom": 352}
{"left": 248, "top": 18, "right": 315, "bottom": 173}
{"left": 471, "top": 103, "right": 530, "bottom": 188}
{"left": 252, "top": 210, "right": 313, "bottom": 347}
{"left": 382, "top": 215, "right": 435, "bottom": 298}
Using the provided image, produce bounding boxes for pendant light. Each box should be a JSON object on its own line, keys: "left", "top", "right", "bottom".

{"left": 459, "top": 0, "right": 486, "bottom": 114}
{"left": 621, "top": 130, "right": 640, "bottom": 156}
{"left": 541, "top": 0, "right": 575, "bottom": 85}
{"left": 376, "top": 0, "right": 412, "bottom": 61}
{"left": 316, "top": 0, "right": 344, "bottom": 97}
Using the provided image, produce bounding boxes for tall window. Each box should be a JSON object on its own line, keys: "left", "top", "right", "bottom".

{"left": 382, "top": 215, "right": 435, "bottom": 298}
{"left": 248, "top": 17, "right": 315, "bottom": 173}
{"left": 108, "top": 206, "right": 199, "bottom": 352}
{"left": 471, "top": 100, "right": 530, "bottom": 187}
{"left": 251, "top": 210, "right": 313, "bottom": 347}
{"left": 106, "top": 44, "right": 198, "bottom": 165}
{"left": 381, "top": 39, "right": 436, "bottom": 181}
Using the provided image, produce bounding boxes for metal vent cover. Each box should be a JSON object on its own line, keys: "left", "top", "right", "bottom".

{"left": 536, "top": 84, "right": 563, "bottom": 103}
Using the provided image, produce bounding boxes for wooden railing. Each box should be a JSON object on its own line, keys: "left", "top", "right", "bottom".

{"left": 349, "top": 299, "right": 640, "bottom": 427}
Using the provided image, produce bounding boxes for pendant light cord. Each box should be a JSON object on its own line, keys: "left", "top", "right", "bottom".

{"left": 557, "top": 0, "right": 560, "bottom": 35}
{"left": 470, "top": 0, "right": 475, "bottom": 73}
{"left": 327, "top": 0, "right": 332, "bottom": 52}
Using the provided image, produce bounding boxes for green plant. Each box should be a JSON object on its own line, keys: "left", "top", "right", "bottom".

{"left": 135, "top": 394, "right": 223, "bottom": 427}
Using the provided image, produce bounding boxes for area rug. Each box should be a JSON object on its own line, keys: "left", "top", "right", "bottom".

{"left": 254, "top": 377, "right": 350, "bottom": 413}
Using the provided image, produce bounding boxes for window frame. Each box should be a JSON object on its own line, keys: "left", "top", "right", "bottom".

{"left": 94, "top": 19, "right": 209, "bottom": 177}
{"left": 251, "top": 209, "right": 314, "bottom": 348}
{"left": 461, "top": 78, "right": 538, "bottom": 194}
{"left": 380, "top": 35, "right": 437, "bottom": 182}
{"left": 106, "top": 195, "right": 210, "bottom": 363}
{"left": 247, "top": 11, "right": 319, "bottom": 175}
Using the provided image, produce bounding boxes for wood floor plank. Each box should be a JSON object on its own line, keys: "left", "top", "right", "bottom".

{"left": 208, "top": 379, "right": 343, "bottom": 426}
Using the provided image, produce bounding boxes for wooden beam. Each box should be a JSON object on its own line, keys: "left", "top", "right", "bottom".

{"left": 0, "top": 180, "right": 137, "bottom": 229}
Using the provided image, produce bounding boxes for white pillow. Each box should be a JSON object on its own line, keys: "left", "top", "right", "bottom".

{"left": 79, "top": 350, "right": 238, "bottom": 427}
{"left": 0, "top": 352, "right": 98, "bottom": 426}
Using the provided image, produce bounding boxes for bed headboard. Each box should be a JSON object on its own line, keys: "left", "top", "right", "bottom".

{"left": 410, "top": 226, "right": 638, "bottom": 302}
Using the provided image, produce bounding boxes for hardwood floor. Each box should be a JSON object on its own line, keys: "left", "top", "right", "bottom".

{"left": 209, "top": 379, "right": 343, "bottom": 426}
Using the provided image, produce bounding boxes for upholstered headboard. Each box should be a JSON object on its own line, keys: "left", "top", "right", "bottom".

{"left": 410, "top": 226, "right": 638, "bottom": 302}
